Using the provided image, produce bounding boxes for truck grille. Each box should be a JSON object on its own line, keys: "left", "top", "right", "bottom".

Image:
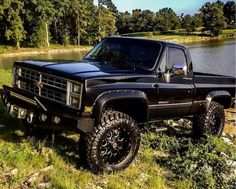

{"left": 14, "top": 66, "right": 82, "bottom": 109}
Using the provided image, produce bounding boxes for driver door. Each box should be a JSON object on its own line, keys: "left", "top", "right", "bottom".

{"left": 152, "top": 46, "right": 194, "bottom": 119}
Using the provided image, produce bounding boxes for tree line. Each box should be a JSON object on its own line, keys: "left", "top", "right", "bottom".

{"left": 117, "top": 0, "right": 235, "bottom": 36}
{"left": 0, "top": 0, "right": 235, "bottom": 49}
{"left": 0, "top": 0, "right": 117, "bottom": 48}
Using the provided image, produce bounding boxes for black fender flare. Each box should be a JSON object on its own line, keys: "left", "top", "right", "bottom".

{"left": 92, "top": 90, "right": 149, "bottom": 124}
{"left": 205, "top": 90, "right": 232, "bottom": 112}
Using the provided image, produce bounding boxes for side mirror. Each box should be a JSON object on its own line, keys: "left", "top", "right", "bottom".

{"left": 172, "top": 64, "right": 187, "bottom": 76}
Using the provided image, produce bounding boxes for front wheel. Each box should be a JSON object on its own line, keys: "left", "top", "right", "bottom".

{"left": 86, "top": 110, "right": 140, "bottom": 173}
{"left": 193, "top": 101, "right": 225, "bottom": 137}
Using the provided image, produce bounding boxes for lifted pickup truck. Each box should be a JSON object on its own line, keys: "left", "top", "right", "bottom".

{"left": 1, "top": 36, "right": 235, "bottom": 173}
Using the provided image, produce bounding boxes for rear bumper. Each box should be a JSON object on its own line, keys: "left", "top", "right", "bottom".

{"left": 1, "top": 85, "right": 94, "bottom": 133}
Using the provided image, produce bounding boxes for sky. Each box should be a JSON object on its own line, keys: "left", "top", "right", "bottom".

{"left": 95, "top": 0, "right": 229, "bottom": 15}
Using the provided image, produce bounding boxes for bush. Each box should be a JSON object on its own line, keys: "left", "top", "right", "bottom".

{"left": 153, "top": 31, "right": 161, "bottom": 35}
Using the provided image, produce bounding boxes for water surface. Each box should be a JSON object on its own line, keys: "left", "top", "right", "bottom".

{"left": 0, "top": 39, "right": 235, "bottom": 77}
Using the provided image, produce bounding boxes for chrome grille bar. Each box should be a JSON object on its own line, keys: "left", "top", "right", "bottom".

{"left": 14, "top": 66, "right": 82, "bottom": 109}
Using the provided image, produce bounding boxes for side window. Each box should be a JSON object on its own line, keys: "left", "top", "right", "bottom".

{"left": 167, "top": 47, "right": 187, "bottom": 70}
{"left": 158, "top": 50, "right": 167, "bottom": 72}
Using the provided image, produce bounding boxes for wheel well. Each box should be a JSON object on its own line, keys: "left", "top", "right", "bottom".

{"left": 212, "top": 96, "right": 231, "bottom": 109}
{"left": 105, "top": 99, "right": 148, "bottom": 123}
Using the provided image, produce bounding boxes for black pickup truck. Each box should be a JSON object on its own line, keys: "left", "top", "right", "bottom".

{"left": 1, "top": 36, "right": 235, "bottom": 173}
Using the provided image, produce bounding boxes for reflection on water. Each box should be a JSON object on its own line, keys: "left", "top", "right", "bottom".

{"left": 0, "top": 50, "right": 88, "bottom": 70}
{"left": 0, "top": 39, "right": 235, "bottom": 77}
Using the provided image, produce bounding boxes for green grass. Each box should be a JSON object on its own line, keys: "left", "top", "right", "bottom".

{"left": 0, "top": 99, "right": 235, "bottom": 188}
{"left": 0, "top": 70, "right": 12, "bottom": 87}
{"left": 221, "top": 29, "right": 236, "bottom": 34}
{"left": 122, "top": 29, "right": 236, "bottom": 43}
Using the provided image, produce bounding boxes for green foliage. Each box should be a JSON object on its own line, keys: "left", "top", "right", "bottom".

{"left": 181, "top": 15, "right": 196, "bottom": 34}
{"left": 223, "top": 1, "right": 236, "bottom": 24}
{"left": 0, "top": 0, "right": 26, "bottom": 48}
{"left": 150, "top": 135, "right": 236, "bottom": 188}
{"left": 117, "top": 8, "right": 180, "bottom": 34}
{"left": 156, "top": 8, "right": 180, "bottom": 31}
{"left": 0, "top": 70, "right": 12, "bottom": 87}
{"left": 99, "top": 6, "right": 117, "bottom": 39}
{"left": 0, "top": 97, "right": 236, "bottom": 188}
{"left": 31, "top": 19, "right": 49, "bottom": 47}
{"left": 200, "top": 1, "right": 226, "bottom": 36}
{"left": 0, "top": 0, "right": 235, "bottom": 47}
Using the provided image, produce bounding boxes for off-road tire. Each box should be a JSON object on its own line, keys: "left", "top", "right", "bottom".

{"left": 193, "top": 101, "right": 225, "bottom": 137}
{"left": 86, "top": 110, "right": 140, "bottom": 173}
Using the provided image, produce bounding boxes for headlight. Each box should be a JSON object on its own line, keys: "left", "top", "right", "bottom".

{"left": 72, "top": 84, "right": 81, "bottom": 93}
{"left": 66, "top": 81, "right": 83, "bottom": 109}
{"left": 71, "top": 97, "right": 80, "bottom": 108}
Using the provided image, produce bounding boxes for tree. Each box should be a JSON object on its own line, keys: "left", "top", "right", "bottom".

{"left": 181, "top": 15, "right": 196, "bottom": 34}
{"left": 0, "top": 0, "right": 26, "bottom": 48}
{"left": 200, "top": 2, "right": 225, "bottom": 36}
{"left": 32, "top": 0, "right": 56, "bottom": 47}
{"left": 116, "top": 11, "right": 132, "bottom": 34}
{"left": 193, "top": 13, "right": 203, "bottom": 28}
{"left": 99, "top": 6, "right": 116, "bottom": 39}
{"left": 155, "top": 8, "right": 180, "bottom": 31}
{"left": 71, "top": 0, "right": 92, "bottom": 46}
{"left": 141, "top": 10, "right": 155, "bottom": 31}
{"left": 50, "top": 0, "right": 70, "bottom": 44}
{"left": 223, "top": 1, "right": 236, "bottom": 24}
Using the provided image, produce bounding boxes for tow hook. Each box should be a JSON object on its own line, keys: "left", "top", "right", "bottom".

{"left": 26, "top": 112, "right": 34, "bottom": 124}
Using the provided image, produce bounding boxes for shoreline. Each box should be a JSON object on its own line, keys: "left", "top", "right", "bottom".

{"left": 0, "top": 35, "right": 235, "bottom": 57}
{"left": 0, "top": 46, "right": 92, "bottom": 58}
{"left": 148, "top": 34, "right": 236, "bottom": 44}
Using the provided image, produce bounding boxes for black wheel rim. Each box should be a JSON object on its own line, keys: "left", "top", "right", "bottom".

{"left": 98, "top": 125, "right": 133, "bottom": 166}
{"left": 208, "top": 111, "right": 223, "bottom": 135}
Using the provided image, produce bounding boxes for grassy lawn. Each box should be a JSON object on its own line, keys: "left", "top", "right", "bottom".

{"left": 221, "top": 29, "right": 236, "bottom": 34}
{"left": 123, "top": 29, "right": 236, "bottom": 43}
{"left": 0, "top": 99, "right": 235, "bottom": 188}
{"left": 0, "top": 44, "right": 92, "bottom": 55}
{"left": 0, "top": 70, "right": 12, "bottom": 87}
{"left": 147, "top": 35, "right": 205, "bottom": 43}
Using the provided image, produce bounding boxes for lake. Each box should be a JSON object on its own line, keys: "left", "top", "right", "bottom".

{"left": 0, "top": 39, "right": 235, "bottom": 77}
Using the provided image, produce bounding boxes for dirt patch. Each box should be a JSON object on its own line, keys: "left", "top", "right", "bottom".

{"left": 224, "top": 109, "right": 236, "bottom": 136}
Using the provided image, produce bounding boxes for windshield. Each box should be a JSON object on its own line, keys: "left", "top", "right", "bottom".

{"left": 84, "top": 37, "right": 162, "bottom": 70}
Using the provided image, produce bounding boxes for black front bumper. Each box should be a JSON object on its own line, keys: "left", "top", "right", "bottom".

{"left": 1, "top": 85, "right": 94, "bottom": 133}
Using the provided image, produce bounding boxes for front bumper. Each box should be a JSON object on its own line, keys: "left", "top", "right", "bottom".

{"left": 1, "top": 85, "right": 94, "bottom": 133}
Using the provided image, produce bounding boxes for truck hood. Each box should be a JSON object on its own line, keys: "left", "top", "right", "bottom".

{"left": 14, "top": 60, "right": 139, "bottom": 80}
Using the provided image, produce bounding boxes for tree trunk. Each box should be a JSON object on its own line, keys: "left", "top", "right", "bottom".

{"left": 45, "top": 23, "right": 50, "bottom": 47}
{"left": 77, "top": 15, "right": 80, "bottom": 46}
{"left": 54, "top": 19, "right": 58, "bottom": 41}
{"left": 98, "top": 6, "right": 101, "bottom": 41}
{"left": 16, "top": 41, "right": 20, "bottom": 49}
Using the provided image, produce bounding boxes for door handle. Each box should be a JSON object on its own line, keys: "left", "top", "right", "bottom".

{"left": 183, "top": 77, "right": 192, "bottom": 81}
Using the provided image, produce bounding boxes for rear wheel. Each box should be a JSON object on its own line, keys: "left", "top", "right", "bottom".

{"left": 193, "top": 101, "right": 225, "bottom": 137}
{"left": 86, "top": 110, "right": 140, "bottom": 173}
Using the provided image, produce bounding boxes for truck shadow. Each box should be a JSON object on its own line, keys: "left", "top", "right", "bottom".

{"left": 0, "top": 124, "right": 87, "bottom": 170}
